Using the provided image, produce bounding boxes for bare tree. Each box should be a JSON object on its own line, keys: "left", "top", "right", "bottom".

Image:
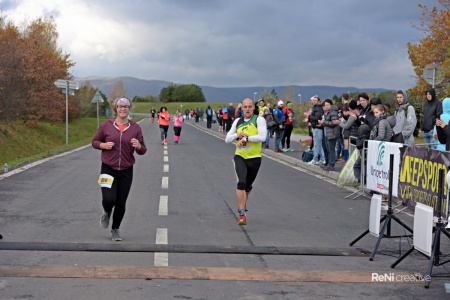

{"left": 109, "top": 80, "right": 126, "bottom": 101}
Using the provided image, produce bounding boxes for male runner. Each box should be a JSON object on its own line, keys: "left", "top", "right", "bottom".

{"left": 225, "top": 98, "right": 267, "bottom": 225}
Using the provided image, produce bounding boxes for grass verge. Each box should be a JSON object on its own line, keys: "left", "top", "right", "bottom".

{"left": 0, "top": 118, "right": 110, "bottom": 171}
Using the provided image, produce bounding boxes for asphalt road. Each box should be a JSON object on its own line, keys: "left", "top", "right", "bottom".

{"left": 0, "top": 117, "right": 449, "bottom": 299}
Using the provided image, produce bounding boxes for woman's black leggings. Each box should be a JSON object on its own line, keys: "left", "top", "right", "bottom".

{"left": 174, "top": 126, "right": 182, "bottom": 136}
{"left": 282, "top": 124, "right": 293, "bottom": 148}
{"left": 159, "top": 125, "right": 169, "bottom": 140}
{"left": 100, "top": 163, "right": 133, "bottom": 230}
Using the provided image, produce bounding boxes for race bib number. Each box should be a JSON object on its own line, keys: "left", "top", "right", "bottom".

{"left": 98, "top": 174, "right": 114, "bottom": 188}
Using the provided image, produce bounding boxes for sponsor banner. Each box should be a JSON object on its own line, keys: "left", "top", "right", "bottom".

{"left": 336, "top": 149, "right": 358, "bottom": 188}
{"left": 366, "top": 141, "right": 402, "bottom": 196}
{"left": 398, "top": 146, "right": 449, "bottom": 216}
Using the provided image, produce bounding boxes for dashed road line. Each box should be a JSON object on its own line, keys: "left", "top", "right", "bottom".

{"left": 159, "top": 195, "right": 168, "bottom": 216}
{"left": 154, "top": 228, "right": 168, "bottom": 267}
{"left": 161, "top": 176, "right": 169, "bottom": 189}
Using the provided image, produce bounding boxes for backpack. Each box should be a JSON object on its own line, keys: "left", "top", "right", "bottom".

{"left": 302, "top": 150, "right": 314, "bottom": 162}
{"left": 393, "top": 104, "right": 419, "bottom": 139}
{"left": 206, "top": 108, "right": 212, "bottom": 116}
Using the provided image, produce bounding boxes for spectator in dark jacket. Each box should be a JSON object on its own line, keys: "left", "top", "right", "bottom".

{"left": 422, "top": 88, "right": 442, "bottom": 149}
{"left": 273, "top": 100, "right": 286, "bottom": 153}
{"left": 353, "top": 124, "right": 371, "bottom": 184}
{"left": 227, "top": 103, "right": 236, "bottom": 132}
{"left": 357, "top": 93, "right": 371, "bottom": 127}
{"left": 307, "top": 96, "right": 325, "bottom": 165}
{"left": 338, "top": 99, "right": 360, "bottom": 162}
{"left": 318, "top": 99, "right": 340, "bottom": 171}
{"left": 369, "top": 104, "right": 396, "bottom": 141}
{"left": 365, "top": 97, "right": 382, "bottom": 129}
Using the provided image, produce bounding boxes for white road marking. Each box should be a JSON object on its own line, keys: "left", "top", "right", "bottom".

{"left": 154, "top": 228, "right": 168, "bottom": 266}
{"left": 164, "top": 156, "right": 169, "bottom": 162}
{"left": 162, "top": 176, "right": 169, "bottom": 189}
{"left": 164, "top": 150, "right": 168, "bottom": 155}
{"left": 0, "top": 145, "right": 90, "bottom": 180}
{"left": 163, "top": 164, "right": 169, "bottom": 172}
{"left": 159, "top": 195, "right": 168, "bottom": 216}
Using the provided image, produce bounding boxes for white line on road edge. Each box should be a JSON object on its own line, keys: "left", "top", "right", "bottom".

{"left": 161, "top": 176, "right": 169, "bottom": 189}
{"left": 154, "top": 228, "right": 168, "bottom": 266}
{"left": 159, "top": 195, "right": 168, "bottom": 216}
{"left": 0, "top": 145, "right": 91, "bottom": 181}
{"left": 163, "top": 164, "right": 169, "bottom": 172}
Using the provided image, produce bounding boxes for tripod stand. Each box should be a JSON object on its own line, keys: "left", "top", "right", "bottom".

{"left": 391, "top": 169, "right": 450, "bottom": 288}
{"left": 349, "top": 154, "right": 413, "bottom": 260}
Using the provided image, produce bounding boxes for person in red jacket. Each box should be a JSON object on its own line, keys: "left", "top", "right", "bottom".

{"left": 92, "top": 97, "right": 147, "bottom": 241}
{"left": 281, "top": 101, "right": 294, "bottom": 152}
{"left": 158, "top": 107, "right": 170, "bottom": 145}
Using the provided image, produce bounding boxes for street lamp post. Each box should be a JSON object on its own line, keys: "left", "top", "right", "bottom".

{"left": 253, "top": 92, "right": 257, "bottom": 102}
{"left": 298, "top": 94, "right": 301, "bottom": 103}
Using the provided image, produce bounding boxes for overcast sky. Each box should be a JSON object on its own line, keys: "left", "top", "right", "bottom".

{"left": 0, "top": 0, "right": 440, "bottom": 90}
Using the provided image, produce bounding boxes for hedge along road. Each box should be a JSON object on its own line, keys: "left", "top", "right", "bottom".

{"left": 0, "top": 116, "right": 447, "bottom": 299}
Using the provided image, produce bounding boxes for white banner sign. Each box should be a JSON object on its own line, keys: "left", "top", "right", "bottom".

{"left": 366, "top": 140, "right": 402, "bottom": 196}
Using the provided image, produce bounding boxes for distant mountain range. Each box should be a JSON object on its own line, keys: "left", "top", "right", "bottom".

{"left": 76, "top": 76, "right": 391, "bottom": 103}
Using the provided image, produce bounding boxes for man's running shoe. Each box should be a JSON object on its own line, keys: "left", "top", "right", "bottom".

{"left": 100, "top": 212, "right": 111, "bottom": 228}
{"left": 281, "top": 148, "right": 288, "bottom": 152}
{"left": 238, "top": 213, "right": 247, "bottom": 225}
{"left": 111, "top": 229, "right": 122, "bottom": 241}
{"left": 287, "top": 148, "right": 294, "bottom": 152}
{"left": 274, "top": 149, "right": 282, "bottom": 153}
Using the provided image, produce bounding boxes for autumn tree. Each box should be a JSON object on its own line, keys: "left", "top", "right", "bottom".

{"left": 408, "top": 0, "right": 450, "bottom": 98}
{"left": 0, "top": 17, "right": 22, "bottom": 121}
{"left": 0, "top": 16, "right": 74, "bottom": 124}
